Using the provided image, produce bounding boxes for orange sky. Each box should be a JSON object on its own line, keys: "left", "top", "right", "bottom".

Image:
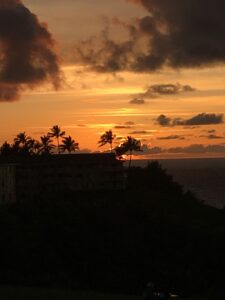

{"left": 0, "top": 0, "right": 225, "bottom": 159}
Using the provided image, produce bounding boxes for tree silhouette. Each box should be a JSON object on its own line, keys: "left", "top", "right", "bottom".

{"left": 48, "top": 125, "right": 65, "bottom": 154}
{"left": 60, "top": 136, "right": 79, "bottom": 154}
{"left": 39, "top": 135, "right": 54, "bottom": 155}
{"left": 14, "top": 132, "right": 28, "bottom": 146}
{"left": 98, "top": 130, "right": 116, "bottom": 152}
{"left": 13, "top": 132, "right": 33, "bottom": 155}
{"left": 114, "top": 144, "right": 126, "bottom": 160}
{"left": 119, "top": 136, "right": 142, "bottom": 168}
{"left": 0, "top": 141, "right": 13, "bottom": 156}
{"left": 30, "top": 139, "right": 42, "bottom": 155}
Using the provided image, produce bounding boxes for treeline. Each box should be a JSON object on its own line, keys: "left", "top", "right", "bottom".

{"left": 0, "top": 128, "right": 143, "bottom": 168}
{"left": 0, "top": 162, "right": 225, "bottom": 297}
{"left": 0, "top": 125, "right": 79, "bottom": 156}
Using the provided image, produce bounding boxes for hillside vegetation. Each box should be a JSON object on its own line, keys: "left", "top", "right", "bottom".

{"left": 0, "top": 161, "right": 224, "bottom": 298}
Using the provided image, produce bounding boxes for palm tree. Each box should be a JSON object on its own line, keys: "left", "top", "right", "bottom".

{"left": 114, "top": 144, "right": 127, "bottom": 160}
{"left": 0, "top": 141, "right": 13, "bottom": 156}
{"left": 28, "top": 139, "right": 42, "bottom": 155}
{"left": 48, "top": 125, "right": 65, "bottom": 154}
{"left": 13, "top": 132, "right": 32, "bottom": 154}
{"left": 60, "top": 136, "right": 79, "bottom": 154}
{"left": 98, "top": 130, "right": 116, "bottom": 152}
{"left": 39, "top": 135, "right": 54, "bottom": 155}
{"left": 120, "top": 136, "right": 142, "bottom": 168}
{"left": 14, "top": 132, "right": 28, "bottom": 146}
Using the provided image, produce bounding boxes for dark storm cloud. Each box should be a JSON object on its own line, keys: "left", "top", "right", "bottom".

{"left": 129, "top": 83, "right": 195, "bottom": 104}
{"left": 74, "top": 0, "right": 225, "bottom": 72}
{"left": 156, "top": 113, "right": 224, "bottom": 127}
{"left": 129, "top": 0, "right": 225, "bottom": 70}
{"left": 0, "top": 0, "right": 61, "bottom": 101}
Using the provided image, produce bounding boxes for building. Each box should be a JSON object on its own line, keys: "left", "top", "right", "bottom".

{"left": 0, "top": 153, "right": 125, "bottom": 204}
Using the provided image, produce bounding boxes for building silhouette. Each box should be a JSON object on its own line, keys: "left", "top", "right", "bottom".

{"left": 0, "top": 153, "right": 125, "bottom": 204}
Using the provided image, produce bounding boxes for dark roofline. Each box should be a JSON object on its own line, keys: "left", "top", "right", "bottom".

{"left": 0, "top": 153, "right": 121, "bottom": 164}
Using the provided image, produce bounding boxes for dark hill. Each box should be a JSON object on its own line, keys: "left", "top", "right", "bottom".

{"left": 0, "top": 161, "right": 224, "bottom": 297}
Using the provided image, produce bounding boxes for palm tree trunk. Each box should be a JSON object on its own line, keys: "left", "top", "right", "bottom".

{"left": 129, "top": 150, "right": 132, "bottom": 168}
{"left": 57, "top": 137, "right": 60, "bottom": 154}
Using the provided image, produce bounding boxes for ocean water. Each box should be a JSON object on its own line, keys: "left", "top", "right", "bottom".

{"left": 131, "top": 158, "right": 225, "bottom": 209}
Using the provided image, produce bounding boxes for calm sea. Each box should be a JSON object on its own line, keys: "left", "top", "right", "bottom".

{"left": 130, "top": 158, "right": 225, "bottom": 209}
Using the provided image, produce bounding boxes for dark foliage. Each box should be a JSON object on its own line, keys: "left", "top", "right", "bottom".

{"left": 0, "top": 162, "right": 225, "bottom": 297}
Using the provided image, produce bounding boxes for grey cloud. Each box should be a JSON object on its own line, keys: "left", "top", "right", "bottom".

{"left": 167, "top": 144, "right": 225, "bottom": 154}
{"left": 114, "top": 125, "right": 132, "bottom": 129}
{"left": 115, "top": 121, "right": 136, "bottom": 129}
{"left": 156, "top": 114, "right": 171, "bottom": 126}
{"left": 129, "top": 97, "right": 146, "bottom": 104}
{"left": 125, "top": 121, "right": 136, "bottom": 125}
{"left": 129, "top": 83, "right": 195, "bottom": 104}
{"left": 141, "top": 144, "right": 166, "bottom": 154}
{"left": 156, "top": 113, "right": 224, "bottom": 127}
{"left": 168, "top": 144, "right": 206, "bottom": 154}
{"left": 130, "top": 0, "right": 225, "bottom": 70}
{"left": 183, "top": 126, "right": 199, "bottom": 129}
{"left": 200, "top": 134, "right": 224, "bottom": 139}
{"left": 134, "top": 143, "right": 225, "bottom": 155}
{"left": 0, "top": 0, "right": 62, "bottom": 102}
{"left": 157, "top": 135, "right": 185, "bottom": 140}
{"left": 129, "top": 130, "right": 149, "bottom": 134}
{"left": 74, "top": 0, "right": 225, "bottom": 72}
{"left": 202, "top": 129, "right": 216, "bottom": 134}
{"left": 77, "top": 124, "right": 87, "bottom": 127}
{"left": 144, "top": 84, "right": 195, "bottom": 97}
{"left": 174, "top": 113, "right": 224, "bottom": 126}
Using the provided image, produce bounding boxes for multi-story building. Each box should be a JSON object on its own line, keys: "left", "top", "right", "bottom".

{"left": 0, "top": 153, "right": 125, "bottom": 204}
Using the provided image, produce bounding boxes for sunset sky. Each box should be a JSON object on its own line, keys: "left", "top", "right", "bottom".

{"left": 0, "top": 0, "right": 225, "bottom": 158}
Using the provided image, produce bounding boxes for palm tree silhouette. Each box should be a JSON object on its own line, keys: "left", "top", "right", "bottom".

{"left": 120, "top": 136, "right": 142, "bottom": 168}
{"left": 98, "top": 130, "right": 116, "bottom": 152}
{"left": 61, "top": 136, "right": 79, "bottom": 154}
{"left": 14, "top": 132, "right": 32, "bottom": 154}
{"left": 39, "top": 135, "right": 54, "bottom": 155}
{"left": 30, "top": 140, "right": 42, "bottom": 155}
{"left": 114, "top": 144, "right": 126, "bottom": 160}
{"left": 0, "top": 141, "right": 13, "bottom": 156}
{"left": 48, "top": 125, "right": 65, "bottom": 154}
{"left": 14, "top": 132, "right": 28, "bottom": 146}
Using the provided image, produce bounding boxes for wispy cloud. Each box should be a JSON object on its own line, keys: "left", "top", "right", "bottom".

{"left": 199, "top": 134, "right": 224, "bottom": 139}
{"left": 114, "top": 125, "right": 132, "bottom": 129}
{"left": 129, "top": 97, "right": 146, "bottom": 105}
{"left": 138, "top": 143, "right": 225, "bottom": 155}
{"left": 129, "top": 83, "right": 195, "bottom": 104}
{"left": 157, "top": 135, "right": 185, "bottom": 140}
